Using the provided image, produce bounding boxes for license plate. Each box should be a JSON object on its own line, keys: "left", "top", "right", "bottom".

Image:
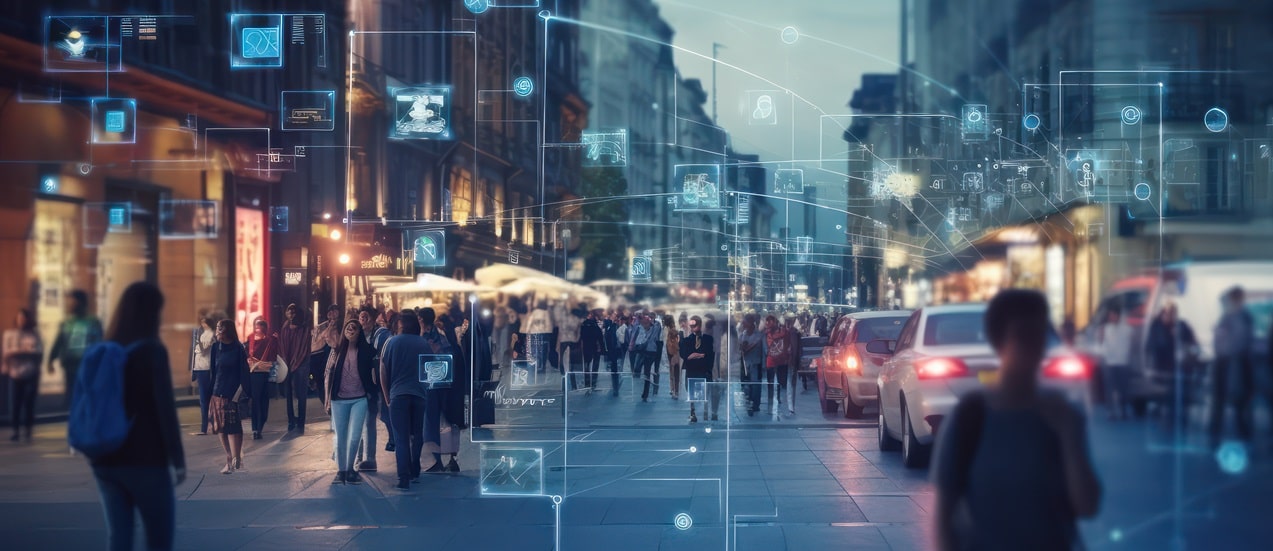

{"left": 977, "top": 371, "right": 999, "bottom": 385}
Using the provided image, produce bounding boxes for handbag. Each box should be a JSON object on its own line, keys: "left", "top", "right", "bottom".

{"left": 269, "top": 356, "right": 290, "bottom": 384}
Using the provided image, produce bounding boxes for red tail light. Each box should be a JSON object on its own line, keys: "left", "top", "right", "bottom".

{"left": 1043, "top": 356, "right": 1090, "bottom": 379}
{"left": 916, "top": 357, "right": 970, "bottom": 379}
{"left": 844, "top": 351, "right": 861, "bottom": 375}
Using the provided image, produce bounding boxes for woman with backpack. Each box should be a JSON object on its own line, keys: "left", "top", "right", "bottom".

{"left": 325, "top": 320, "right": 376, "bottom": 484}
{"left": 3, "top": 308, "right": 42, "bottom": 442}
{"left": 88, "top": 282, "right": 186, "bottom": 551}
{"left": 210, "top": 319, "right": 249, "bottom": 474}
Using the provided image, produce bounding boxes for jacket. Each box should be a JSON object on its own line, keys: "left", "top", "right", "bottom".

{"left": 324, "top": 339, "right": 376, "bottom": 404}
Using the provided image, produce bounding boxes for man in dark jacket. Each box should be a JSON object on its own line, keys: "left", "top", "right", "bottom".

{"left": 604, "top": 312, "right": 622, "bottom": 395}
{"left": 580, "top": 309, "right": 606, "bottom": 391}
{"left": 680, "top": 316, "right": 715, "bottom": 423}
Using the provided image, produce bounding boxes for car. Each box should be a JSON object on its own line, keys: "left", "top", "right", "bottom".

{"left": 876, "top": 303, "right": 1093, "bottom": 468}
{"left": 817, "top": 311, "right": 911, "bottom": 417}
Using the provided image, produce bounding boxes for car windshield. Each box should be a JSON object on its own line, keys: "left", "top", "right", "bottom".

{"left": 854, "top": 317, "right": 907, "bottom": 342}
{"left": 923, "top": 311, "right": 1063, "bottom": 347}
{"left": 923, "top": 312, "right": 987, "bottom": 345}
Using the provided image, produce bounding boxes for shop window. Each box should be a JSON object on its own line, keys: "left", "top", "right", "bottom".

{"left": 450, "top": 166, "right": 473, "bottom": 225}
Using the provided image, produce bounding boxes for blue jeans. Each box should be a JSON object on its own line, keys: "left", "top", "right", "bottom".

{"left": 193, "top": 370, "right": 212, "bottom": 433}
{"left": 93, "top": 465, "right": 174, "bottom": 551}
{"left": 329, "top": 397, "right": 368, "bottom": 472}
{"left": 390, "top": 394, "right": 426, "bottom": 480}
{"left": 249, "top": 372, "right": 270, "bottom": 433}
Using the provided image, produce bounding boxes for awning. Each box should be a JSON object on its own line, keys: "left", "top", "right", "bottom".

{"left": 379, "top": 273, "right": 491, "bottom": 295}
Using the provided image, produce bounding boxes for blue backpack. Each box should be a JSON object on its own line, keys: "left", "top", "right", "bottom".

{"left": 68, "top": 341, "right": 141, "bottom": 459}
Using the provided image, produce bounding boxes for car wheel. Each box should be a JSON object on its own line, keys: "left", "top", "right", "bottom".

{"left": 901, "top": 399, "right": 930, "bottom": 469}
{"left": 877, "top": 393, "right": 900, "bottom": 452}
{"left": 844, "top": 394, "right": 866, "bottom": 419}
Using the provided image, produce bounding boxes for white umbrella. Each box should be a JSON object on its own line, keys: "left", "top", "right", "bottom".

{"left": 474, "top": 264, "right": 562, "bottom": 288}
{"left": 588, "top": 279, "right": 631, "bottom": 288}
{"left": 379, "top": 273, "right": 489, "bottom": 295}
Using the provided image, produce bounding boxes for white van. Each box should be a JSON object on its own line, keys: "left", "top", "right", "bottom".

{"left": 1080, "top": 261, "right": 1273, "bottom": 413}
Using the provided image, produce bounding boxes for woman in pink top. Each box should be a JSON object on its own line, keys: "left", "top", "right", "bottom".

{"left": 324, "top": 320, "right": 376, "bottom": 485}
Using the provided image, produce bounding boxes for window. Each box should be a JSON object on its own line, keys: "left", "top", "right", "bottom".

{"left": 894, "top": 311, "right": 921, "bottom": 351}
{"left": 450, "top": 166, "right": 473, "bottom": 225}
{"left": 851, "top": 316, "right": 908, "bottom": 343}
{"left": 923, "top": 312, "right": 986, "bottom": 346}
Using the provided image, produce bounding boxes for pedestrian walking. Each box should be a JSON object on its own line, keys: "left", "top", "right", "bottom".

{"left": 1099, "top": 306, "right": 1135, "bottom": 420}
{"left": 784, "top": 314, "right": 802, "bottom": 412}
{"left": 418, "top": 308, "right": 454, "bottom": 474}
{"left": 381, "top": 311, "right": 432, "bottom": 490}
{"left": 3, "top": 309, "right": 42, "bottom": 442}
{"left": 581, "top": 309, "right": 606, "bottom": 392}
{"left": 86, "top": 282, "right": 187, "bottom": 551}
{"left": 738, "top": 315, "right": 764, "bottom": 416}
{"left": 48, "top": 289, "right": 103, "bottom": 408}
{"left": 558, "top": 304, "right": 583, "bottom": 390}
{"left": 763, "top": 315, "right": 790, "bottom": 413}
{"left": 1145, "top": 302, "right": 1198, "bottom": 421}
{"left": 933, "top": 289, "right": 1101, "bottom": 551}
{"left": 604, "top": 311, "right": 623, "bottom": 395}
{"left": 680, "top": 316, "right": 715, "bottom": 423}
{"left": 439, "top": 312, "right": 468, "bottom": 472}
{"left": 1209, "top": 286, "right": 1256, "bottom": 449}
{"left": 633, "top": 315, "right": 660, "bottom": 401}
{"left": 354, "top": 306, "right": 388, "bottom": 471}
{"left": 525, "top": 300, "right": 554, "bottom": 375}
{"left": 278, "top": 304, "right": 312, "bottom": 434}
{"left": 324, "top": 320, "right": 375, "bottom": 484}
{"left": 210, "top": 319, "right": 248, "bottom": 474}
{"left": 310, "top": 305, "right": 343, "bottom": 406}
{"left": 190, "top": 314, "right": 216, "bottom": 435}
{"left": 663, "top": 315, "right": 681, "bottom": 400}
{"left": 245, "top": 317, "right": 278, "bottom": 439}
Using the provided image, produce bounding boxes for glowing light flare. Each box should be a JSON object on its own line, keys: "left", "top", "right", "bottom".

{"left": 1043, "top": 356, "right": 1090, "bottom": 379}
{"left": 338, "top": 253, "right": 350, "bottom": 265}
{"left": 915, "top": 357, "right": 969, "bottom": 379}
{"left": 330, "top": 228, "right": 342, "bottom": 241}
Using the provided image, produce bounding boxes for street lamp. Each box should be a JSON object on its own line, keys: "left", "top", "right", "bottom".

{"left": 330, "top": 228, "right": 343, "bottom": 241}
{"left": 338, "top": 253, "right": 350, "bottom": 265}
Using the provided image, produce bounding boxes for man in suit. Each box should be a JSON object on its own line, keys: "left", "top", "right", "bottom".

{"left": 680, "top": 316, "right": 715, "bottom": 423}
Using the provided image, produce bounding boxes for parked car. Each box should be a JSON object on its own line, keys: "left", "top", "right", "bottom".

{"left": 876, "top": 303, "right": 1093, "bottom": 468}
{"left": 796, "top": 335, "right": 827, "bottom": 391}
{"left": 817, "top": 311, "right": 911, "bottom": 417}
{"left": 1077, "top": 261, "right": 1273, "bottom": 414}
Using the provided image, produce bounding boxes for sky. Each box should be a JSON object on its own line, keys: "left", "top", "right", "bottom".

{"left": 656, "top": 0, "right": 901, "bottom": 170}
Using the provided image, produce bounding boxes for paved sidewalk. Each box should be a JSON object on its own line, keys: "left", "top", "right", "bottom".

{"left": 0, "top": 377, "right": 933, "bottom": 551}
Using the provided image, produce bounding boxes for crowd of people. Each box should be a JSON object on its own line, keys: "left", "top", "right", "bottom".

{"left": 3, "top": 282, "right": 1272, "bottom": 550}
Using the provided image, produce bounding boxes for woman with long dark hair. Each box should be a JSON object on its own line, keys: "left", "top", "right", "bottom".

{"left": 3, "top": 308, "right": 42, "bottom": 442}
{"left": 324, "top": 320, "right": 376, "bottom": 484}
{"left": 89, "top": 282, "right": 186, "bottom": 551}
{"left": 210, "top": 319, "right": 248, "bottom": 474}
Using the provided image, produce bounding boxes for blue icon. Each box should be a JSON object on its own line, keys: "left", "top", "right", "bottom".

{"left": 631, "top": 257, "right": 651, "bottom": 282}
{"left": 1133, "top": 182, "right": 1151, "bottom": 201}
{"left": 465, "top": 0, "right": 491, "bottom": 14}
{"left": 41, "top": 176, "right": 59, "bottom": 193}
{"left": 780, "top": 26, "right": 799, "bottom": 45}
{"left": 1216, "top": 440, "right": 1248, "bottom": 474}
{"left": 241, "top": 27, "right": 280, "bottom": 59}
{"left": 104, "top": 110, "right": 125, "bottom": 132}
{"left": 1022, "top": 113, "right": 1040, "bottom": 131}
{"left": 1121, "top": 106, "right": 1142, "bottom": 125}
{"left": 1204, "top": 107, "right": 1228, "bottom": 133}
{"left": 513, "top": 77, "right": 533, "bottom": 97}
{"left": 673, "top": 513, "right": 693, "bottom": 531}
{"left": 109, "top": 207, "right": 126, "bottom": 227}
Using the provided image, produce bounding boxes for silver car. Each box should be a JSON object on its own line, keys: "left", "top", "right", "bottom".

{"left": 876, "top": 303, "right": 1093, "bottom": 468}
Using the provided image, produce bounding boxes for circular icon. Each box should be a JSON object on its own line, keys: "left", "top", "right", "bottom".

{"left": 674, "top": 513, "right": 693, "bottom": 531}
{"left": 41, "top": 176, "right": 58, "bottom": 193}
{"left": 689, "top": 446, "right": 698, "bottom": 453}
{"left": 464, "top": 0, "right": 490, "bottom": 14}
{"left": 551, "top": 495, "right": 563, "bottom": 505}
{"left": 966, "top": 109, "right": 982, "bottom": 123}
{"left": 780, "top": 26, "right": 799, "bottom": 45}
{"left": 1121, "top": 106, "right": 1142, "bottom": 125}
{"left": 1133, "top": 182, "right": 1152, "bottom": 201}
{"left": 1205, "top": 107, "right": 1228, "bottom": 133}
{"left": 1022, "top": 114, "right": 1041, "bottom": 130}
{"left": 513, "top": 76, "right": 533, "bottom": 97}
{"left": 1216, "top": 440, "right": 1248, "bottom": 474}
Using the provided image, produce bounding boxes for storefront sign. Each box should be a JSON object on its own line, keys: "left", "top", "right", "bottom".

{"left": 283, "top": 269, "right": 304, "bottom": 286}
{"left": 350, "top": 249, "right": 408, "bottom": 276}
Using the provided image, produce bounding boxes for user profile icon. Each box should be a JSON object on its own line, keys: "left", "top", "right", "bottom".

{"left": 746, "top": 90, "right": 779, "bottom": 125}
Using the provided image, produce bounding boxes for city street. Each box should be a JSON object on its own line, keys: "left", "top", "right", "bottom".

{"left": 2, "top": 373, "right": 1271, "bottom": 550}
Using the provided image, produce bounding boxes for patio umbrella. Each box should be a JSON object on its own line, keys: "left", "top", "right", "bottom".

{"left": 378, "top": 273, "right": 489, "bottom": 295}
